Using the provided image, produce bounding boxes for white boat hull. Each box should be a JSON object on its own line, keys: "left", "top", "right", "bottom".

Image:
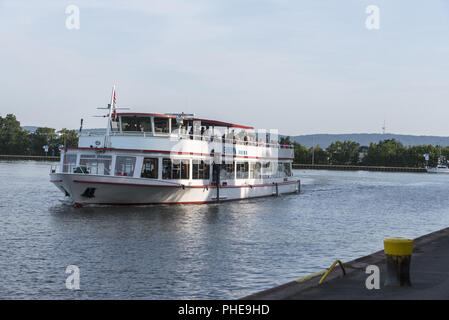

{"left": 426, "top": 167, "right": 449, "bottom": 173}
{"left": 50, "top": 173, "right": 300, "bottom": 206}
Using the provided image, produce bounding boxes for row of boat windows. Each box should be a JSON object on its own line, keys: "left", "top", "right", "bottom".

{"left": 63, "top": 154, "right": 292, "bottom": 179}
{"left": 221, "top": 161, "right": 291, "bottom": 179}
{"left": 114, "top": 116, "right": 285, "bottom": 148}
{"left": 119, "top": 116, "right": 170, "bottom": 134}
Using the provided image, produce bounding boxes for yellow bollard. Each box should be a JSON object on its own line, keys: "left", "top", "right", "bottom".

{"left": 384, "top": 238, "right": 413, "bottom": 286}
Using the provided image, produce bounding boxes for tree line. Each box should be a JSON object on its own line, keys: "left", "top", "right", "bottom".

{"left": 1, "top": 113, "right": 447, "bottom": 168}
{"left": 281, "top": 136, "right": 448, "bottom": 168}
{"left": 0, "top": 114, "right": 78, "bottom": 156}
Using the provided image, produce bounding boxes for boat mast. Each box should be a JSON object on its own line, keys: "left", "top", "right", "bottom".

{"left": 105, "top": 85, "right": 116, "bottom": 147}
{"left": 106, "top": 85, "right": 116, "bottom": 136}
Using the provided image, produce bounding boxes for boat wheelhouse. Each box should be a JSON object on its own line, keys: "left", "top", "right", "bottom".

{"left": 50, "top": 88, "right": 300, "bottom": 206}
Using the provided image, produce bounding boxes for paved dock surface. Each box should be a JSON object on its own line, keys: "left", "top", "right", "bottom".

{"left": 244, "top": 227, "right": 449, "bottom": 300}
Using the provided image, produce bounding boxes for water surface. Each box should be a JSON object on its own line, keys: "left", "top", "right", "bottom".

{"left": 1, "top": 161, "right": 449, "bottom": 299}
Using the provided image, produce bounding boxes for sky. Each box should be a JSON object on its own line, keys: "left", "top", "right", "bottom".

{"left": 1, "top": 0, "right": 449, "bottom": 136}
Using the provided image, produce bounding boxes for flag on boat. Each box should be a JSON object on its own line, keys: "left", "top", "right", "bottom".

{"left": 112, "top": 87, "right": 117, "bottom": 121}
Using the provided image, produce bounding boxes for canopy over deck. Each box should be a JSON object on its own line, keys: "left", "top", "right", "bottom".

{"left": 117, "top": 113, "right": 254, "bottom": 130}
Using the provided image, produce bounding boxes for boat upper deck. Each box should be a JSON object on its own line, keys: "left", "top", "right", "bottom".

{"left": 78, "top": 112, "right": 294, "bottom": 160}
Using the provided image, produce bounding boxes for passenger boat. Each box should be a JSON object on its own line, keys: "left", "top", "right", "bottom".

{"left": 426, "top": 159, "right": 449, "bottom": 173}
{"left": 50, "top": 87, "right": 300, "bottom": 206}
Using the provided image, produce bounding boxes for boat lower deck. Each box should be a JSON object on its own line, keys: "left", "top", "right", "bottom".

{"left": 51, "top": 173, "right": 300, "bottom": 206}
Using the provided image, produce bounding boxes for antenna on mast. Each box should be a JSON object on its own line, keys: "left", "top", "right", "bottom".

{"left": 92, "top": 86, "right": 131, "bottom": 147}
{"left": 93, "top": 85, "right": 130, "bottom": 122}
{"left": 382, "top": 119, "right": 386, "bottom": 134}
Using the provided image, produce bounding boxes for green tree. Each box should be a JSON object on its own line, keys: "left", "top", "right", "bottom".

{"left": 309, "top": 145, "right": 328, "bottom": 164}
{"left": 30, "top": 127, "right": 58, "bottom": 156}
{"left": 58, "top": 128, "right": 78, "bottom": 149}
{"left": 405, "top": 145, "right": 438, "bottom": 168}
{"left": 362, "top": 139, "right": 407, "bottom": 167}
{"left": 0, "top": 114, "right": 30, "bottom": 155}
{"left": 293, "top": 142, "right": 309, "bottom": 163}
{"left": 326, "top": 140, "right": 360, "bottom": 165}
{"left": 440, "top": 146, "right": 449, "bottom": 160}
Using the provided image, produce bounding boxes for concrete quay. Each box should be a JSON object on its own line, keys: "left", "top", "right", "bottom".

{"left": 244, "top": 227, "right": 449, "bottom": 300}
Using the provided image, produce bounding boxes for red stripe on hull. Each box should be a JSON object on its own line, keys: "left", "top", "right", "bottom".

{"left": 73, "top": 180, "right": 182, "bottom": 188}
{"left": 72, "top": 179, "right": 299, "bottom": 188}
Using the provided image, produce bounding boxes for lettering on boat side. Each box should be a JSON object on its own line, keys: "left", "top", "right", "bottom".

{"left": 178, "top": 304, "right": 270, "bottom": 317}
{"left": 65, "top": 265, "right": 80, "bottom": 290}
{"left": 237, "top": 150, "right": 248, "bottom": 156}
{"left": 222, "top": 148, "right": 248, "bottom": 156}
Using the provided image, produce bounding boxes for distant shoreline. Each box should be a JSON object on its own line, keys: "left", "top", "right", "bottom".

{"left": 293, "top": 163, "right": 426, "bottom": 173}
{"left": 292, "top": 133, "right": 449, "bottom": 148}
{"left": 0, "top": 155, "right": 428, "bottom": 173}
{"left": 0, "top": 155, "right": 59, "bottom": 162}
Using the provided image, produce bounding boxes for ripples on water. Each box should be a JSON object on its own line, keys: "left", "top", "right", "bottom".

{"left": 1, "top": 161, "right": 449, "bottom": 299}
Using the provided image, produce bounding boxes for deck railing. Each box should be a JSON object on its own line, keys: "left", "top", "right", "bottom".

{"left": 51, "top": 163, "right": 113, "bottom": 175}
{"left": 80, "top": 131, "right": 294, "bottom": 150}
{"left": 51, "top": 163, "right": 293, "bottom": 178}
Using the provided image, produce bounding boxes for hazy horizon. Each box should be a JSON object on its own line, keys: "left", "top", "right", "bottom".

{"left": 19, "top": 124, "right": 449, "bottom": 139}
{"left": 2, "top": 1, "right": 449, "bottom": 136}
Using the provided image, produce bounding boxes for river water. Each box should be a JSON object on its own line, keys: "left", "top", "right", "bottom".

{"left": 1, "top": 160, "right": 449, "bottom": 299}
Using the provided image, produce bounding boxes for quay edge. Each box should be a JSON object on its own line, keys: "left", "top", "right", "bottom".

{"left": 243, "top": 226, "right": 449, "bottom": 300}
